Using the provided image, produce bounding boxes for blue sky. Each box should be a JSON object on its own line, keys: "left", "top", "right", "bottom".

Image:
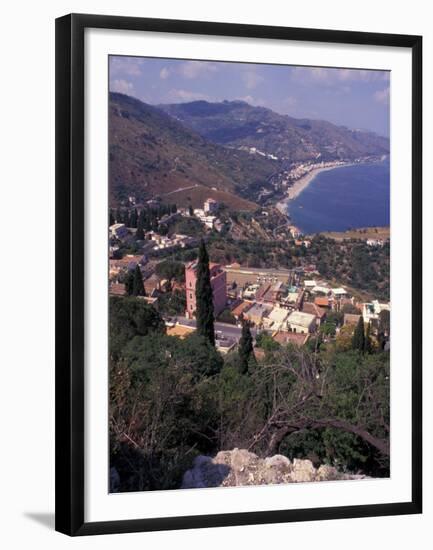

{"left": 109, "top": 56, "right": 390, "bottom": 137}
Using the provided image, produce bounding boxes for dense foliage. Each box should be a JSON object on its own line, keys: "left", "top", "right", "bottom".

{"left": 205, "top": 234, "right": 390, "bottom": 300}
{"left": 109, "top": 296, "right": 390, "bottom": 492}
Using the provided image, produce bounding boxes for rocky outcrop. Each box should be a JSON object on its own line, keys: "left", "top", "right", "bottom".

{"left": 181, "top": 449, "right": 368, "bottom": 489}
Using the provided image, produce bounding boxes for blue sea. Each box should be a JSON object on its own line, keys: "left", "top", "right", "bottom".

{"left": 287, "top": 161, "right": 390, "bottom": 234}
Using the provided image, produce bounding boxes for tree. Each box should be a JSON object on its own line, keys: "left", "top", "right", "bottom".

{"left": 238, "top": 320, "right": 254, "bottom": 374}
{"left": 125, "top": 270, "right": 134, "bottom": 296}
{"left": 364, "top": 321, "right": 373, "bottom": 354}
{"left": 130, "top": 208, "right": 138, "bottom": 228}
{"left": 132, "top": 265, "right": 145, "bottom": 297}
{"left": 255, "top": 331, "right": 280, "bottom": 353}
{"left": 123, "top": 210, "right": 131, "bottom": 228}
{"left": 378, "top": 309, "right": 390, "bottom": 350}
{"left": 195, "top": 240, "right": 215, "bottom": 346}
{"left": 158, "top": 224, "right": 169, "bottom": 236}
{"left": 109, "top": 296, "right": 165, "bottom": 358}
{"left": 188, "top": 204, "right": 194, "bottom": 216}
{"left": 136, "top": 223, "right": 144, "bottom": 241}
{"left": 109, "top": 209, "right": 115, "bottom": 226}
{"left": 352, "top": 315, "right": 365, "bottom": 352}
{"left": 155, "top": 260, "right": 185, "bottom": 284}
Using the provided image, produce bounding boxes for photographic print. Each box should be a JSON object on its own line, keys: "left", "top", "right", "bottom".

{"left": 108, "top": 56, "right": 391, "bottom": 494}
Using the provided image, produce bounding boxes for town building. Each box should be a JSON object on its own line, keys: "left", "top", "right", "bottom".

{"left": 287, "top": 311, "right": 317, "bottom": 334}
{"left": 314, "top": 296, "right": 331, "bottom": 309}
{"left": 109, "top": 223, "right": 128, "bottom": 240}
{"left": 204, "top": 198, "right": 219, "bottom": 214}
{"left": 272, "top": 331, "right": 310, "bottom": 347}
{"left": 362, "top": 300, "right": 390, "bottom": 323}
{"left": 230, "top": 300, "right": 253, "bottom": 321}
{"left": 185, "top": 261, "right": 227, "bottom": 318}
{"left": 366, "top": 238, "right": 385, "bottom": 247}
{"left": 244, "top": 303, "right": 272, "bottom": 327}
{"left": 332, "top": 287, "right": 348, "bottom": 298}
{"left": 109, "top": 283, "right": 126, "bottom": 297}
{"left": 109, "top": 254, "right": 147, "bottom": 279}
{"left": 143, "top": 273, "right": 160, "bottom": 296}
{"left": 303, "top": 279, "right": 317, "bottom": 290}
{"left": 263, "top": 306, "right": 289, "bottom": 331}
{"left": 302, "top": 302, "right": 327, "bottom": 326}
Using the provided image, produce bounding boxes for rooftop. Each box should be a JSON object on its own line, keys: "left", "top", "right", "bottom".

{"left": 314, "top": 296, "right": 330, "bottom": 308}
{"left": 303, "top": 302, "right": 326, "bottom": 319}
{"left": 231, "top": 300, "right": 253, "bottom": 318}
{"left": 273, "top": 331, "right": 309, "bottom": 346}
{"left": 287, "top": 310, "right": 316, "bottom": 327}
{"left": 245, "top": 303, "right": 271, "bottom": 319}
{"left": 267, "top": 307, "right": 289, "bottom": 323}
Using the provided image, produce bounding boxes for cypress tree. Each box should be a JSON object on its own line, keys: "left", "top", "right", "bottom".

{"left": 132, "top": 265, "right": 145, "bottom": 296}
{"left": 130, "top": 208, "right": 138, "bottom": 228}
{"left": 124, "top": 210, "right": 131, "bottom": 228}
{"left": 352, "top": 315, "right": 365, "bottom": 352}
{"left": 109, "top": 209, "right": 115, "bottom": 226}
{"left": 125, "top": 270, "right": 134, "bottom": 296}
{"left": 238, "top": 320, "right": 254, "bottom": 374}
{"left": 136, "top": 222, "right": 144, "bottom": 241}
{"left": 195, "top": 240, "right": 215, "bottom": 346}
{"left": 364, "top": 321, "right": 373, "bottom": 354}
{"left": 188, "top": 204, "right": 194, "bottom": 216}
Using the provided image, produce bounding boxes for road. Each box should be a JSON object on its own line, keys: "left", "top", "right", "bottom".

{"left": 273, "top": 222, "right": 290, "bottom": 238}
{"left": 162, "top": 184, "right": 198, "bottom": 197}
{"left": 175, "top": 316, "right": 257, "bottom": 342}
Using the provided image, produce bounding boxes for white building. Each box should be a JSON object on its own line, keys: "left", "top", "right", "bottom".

{"left": 109, "top": 223, "right": 128, "bottom": 239}
{"left": 204, "top": 198, "right": 219, "bottom": 214}
{"left": 287, "top": 311, "right": 317, "bottom": 334}
{"left": 362, "top": 300, "right": 390, "bottom": 323}
{"left": 366, "top": 238, "right": 385, "bottom": 247}
{"left": 332, "top": 287, "right": 347, "bottom": 298}
{"left": 263, "top": 306, "right": 289, "bottom": 331}
{"left": 242, "top": 284, "right": 260, "bottom": 299}
{"left": 311, "top": 285, "right": 331, "bottom": 295}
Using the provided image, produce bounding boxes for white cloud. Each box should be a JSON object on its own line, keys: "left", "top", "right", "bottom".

{"left": 374, "top": 87, "right": 390, "bottom": 104}
{"left": 165, "top": 88, "right": 211, "bottom": 102}
{"left": 242, "top": 69, "right": 264, "bottom": 90}
{"left": 236, "top": 95, "right": 267, "bottom": 107}
{"left": 110, "top": 79, "right": 135, "bottom": 95}
{"left": 178, "top": 61, "right": 218, "bottom": 79}
{"left": 160, "top": 67, "right": 170, "bottom": 80}
{"left": 110, "top": 57, "right": 143, "bottom": 77}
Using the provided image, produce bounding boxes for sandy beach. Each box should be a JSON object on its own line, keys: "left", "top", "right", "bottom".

{"left": 276, "top": 163, "right": 353, "bottom": 215}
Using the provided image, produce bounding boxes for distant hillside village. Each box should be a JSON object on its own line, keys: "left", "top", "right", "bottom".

{"left": 109, "top": 197, "right": 390, "bottom": 355}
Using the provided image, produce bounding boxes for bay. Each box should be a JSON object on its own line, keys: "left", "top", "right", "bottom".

{"left": 287, "top": 161, "right": 390, "bottom": 234}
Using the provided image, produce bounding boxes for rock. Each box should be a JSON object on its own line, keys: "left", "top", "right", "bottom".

{"left": 315, "top": 464, "right": 339, "bottom": 481}
{"left": 291, "top": 459, "right": 316, "bottom": 482}
{"left": 181, "top": 449, "right": 367, "bottom": 489}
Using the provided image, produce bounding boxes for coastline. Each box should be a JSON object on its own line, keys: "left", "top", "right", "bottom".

{"left": 276, "top": 162, "right": 354, "bottom": 215}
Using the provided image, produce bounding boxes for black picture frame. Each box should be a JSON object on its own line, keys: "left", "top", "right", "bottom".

{"left": 55, "top": 13, "right": 422, "bottom": 536}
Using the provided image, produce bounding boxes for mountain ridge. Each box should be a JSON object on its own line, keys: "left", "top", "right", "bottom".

{"left": 159, "top": 99, "right": 389, "bottom": 163}
{"left": 109, "top": 93, "right": 278, "bottom": 209}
